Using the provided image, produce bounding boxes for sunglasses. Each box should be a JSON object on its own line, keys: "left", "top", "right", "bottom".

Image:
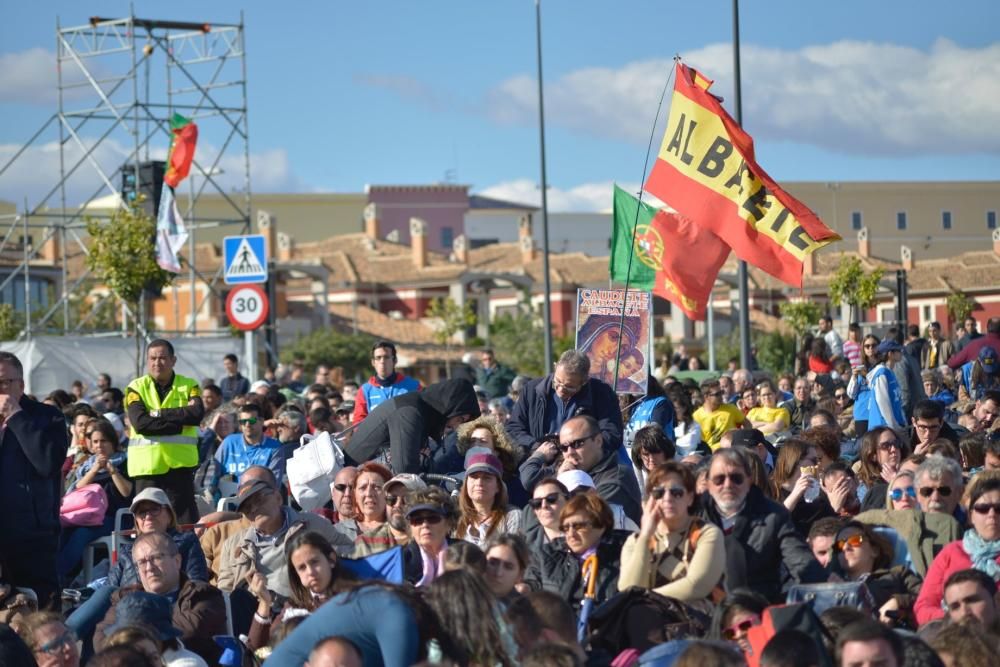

{"left": 721, "top": 617, "right": 759, "bottom": 640}
{"left": 918, "top": 486, "right": 952, "bottom": 498}
{"left": 890, "top": 486, "right": 917, "bottom": 502}
{"left": 835, "top": 393, "right": 847, "bottom": 400}
{"left": 972, "top": 502, "right": 1000, "bottom": 515}
{"left": 385, "top": 494, "right": 406, "bottom": 507}
{"left": 528, "top": 492, "right": 565, "bottom": 510}
{"left": 134, "top": 505, "right": 164, "bottom": 519}
{"left": 710, "top": 473, "right": 745, "bottom": 487}
{"left": 560, "top": 520, "right": 593, "bottom": 533}
{"left": 836, "top": 534, "right": 865, "bottom": 551}
{"left": 863, "top": 343, "right": 877, "bottom": 349}
{"left": 708, "top": 391, "right": 726, "bottom": 398}
{"left": 37, "top": 629, "right": 77, "bottom": 655}
{"left": 878, "top": 441, "right": 901, "bottom": 451}
{"left": 332, "top": 483, "right": 354, "bottom": 493}
{"left": 559, "top": 433, "right": 596, "bottom": 453}
{"left": 651, "top": 486, "right": 686, "bottom": 500}
{"left": 408, "top": 513, "right": 444, "bottom": 527}
{"left": 238, "top": 417, "right": 258, "bottom": 425}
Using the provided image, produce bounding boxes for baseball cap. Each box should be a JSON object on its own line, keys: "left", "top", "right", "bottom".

{"left": 979, "top": 346, "right": 998, "bottom": 373}
{"left": 406, "top": 503, "right": 448, "bottom": 518}
{"left": 876, "top": 340, "right": 903, "bottom": 354}
{"left": 130, "top": 487, "right": 173, "bottom": 513}
{"left": 250, "top": 380, "right": 270, "bottom": 392}
{"left": 730, "top": 428, "right": 777, "bottom": 457}
{"left": 383, "top": 473, "right": 428, "bottom": 494}
{"left": 235, "top": 479, "right": 275, "bottom": 510}
{"left": 557, "top": 469, "right": 596, "bottom": 493}
{"left": 464, "top": 447, "right": 503, "bottom": 478}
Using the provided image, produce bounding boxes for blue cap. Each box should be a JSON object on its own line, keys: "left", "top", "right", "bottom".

{"left": 104, "top": 592, "right": 182, "bottom": 641}
{"left": 876, "top": 339, "right": 903, "bottom": 354}
{"left": 979, "top": 345, "right": 998, "bottom": 373}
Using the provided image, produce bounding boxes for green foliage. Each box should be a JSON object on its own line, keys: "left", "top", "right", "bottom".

{"left": 946, "top": 289, "right": 976, "bottom": 324}
{"left": 0, "top": 304, "right": 20, "bottom": 340}
{"left": 779, "top": 301, "right": 824, "bottom": 337}
{"left": 85, "top": 202, "right": 172, "bottom": 306}
{"left": 426, "top": 297, "right": 476, "bottom": 345}
{"left": 699, "top": 328, "right": 796, "bottom": 377}
{"left": 280, "top": 328, "right": 376, "bottom": 380}
{"left": 828, "top": 257, "right": 883, "bottom": 321}
{"left": 488, "top": 300, "right": 572, "bottom": 378}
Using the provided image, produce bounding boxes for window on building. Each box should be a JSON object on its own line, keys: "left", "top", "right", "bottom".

{"left": 988, "top": 210, "right": 997, "bottom": 230}
{"left": 942, "top": 211, "right": 951, "bottom": 230}
{"left": 440, "top": 227, "right": 453, "bottom": 249}
{"left": 922, "top": 305, "right": 932, "bottom": 322}
{"left": 896, "top": 211, "right": 907, "bottom": 230}
{"left": 851, "top": 211, "right": 862, "bottom": 230}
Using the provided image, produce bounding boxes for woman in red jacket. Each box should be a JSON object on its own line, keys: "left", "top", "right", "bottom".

{"left": 914, "top": 477, "right": 1000, "bottom": 625}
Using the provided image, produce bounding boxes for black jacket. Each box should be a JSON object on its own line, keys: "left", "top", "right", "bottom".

{"left": 506, "top": 374, "right": 623, "bottom": 455}
{"left": 345, "top": 378, "right": 480, "bottom": 474}
{"left": 697, "top": 486, "right": 828, "bottom": 603}
{"left": 0, "top": 396, "right": 69, "bottom": 545}
{"left": 523, "top": 531, "right": 629, "bottom": 609}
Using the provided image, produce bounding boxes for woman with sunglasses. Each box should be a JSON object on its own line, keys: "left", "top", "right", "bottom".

{"left": 524, "top": 491, "right": 626, "bottom": 608}
{"left": 523, "top": 478, "right": 569, "bottom": 551}
{"left": 709, "top": 590, "right": 769, "bottom": 656}
{"left": 915, "top": 477, "right": 1000, "bottom": 625}
{"left": 247, "top": 531, "right": 357, "bottom": 650}
{"left": 454, "top": 449, "right": 521, "bottom": 549}
{"left": 58, "top": 418, "right": 134, "bottom": 580}
{"left": 20, "top": 611, "right": 80, "bottom": 667}
{"left": 332, "top": 462, "right": 392, "bottom": 544}
{"left": 832, "top": 521, "right": 922, "bottom": 627}
{"left": 856, "top": 427, "right": 909, "bottom": 511}
{"left": 847, "top": 334, "right": 881, "bottom": 438}
{"left": 885, "top": 471, "right": 918, "bottom": 510}
{"left": 402, "top": 487, "right": 459, "bottom": 586}
{"left": 747, "top": 380, "right": 790, "bottom": 435}
{"left": 618, "top": 462, "right": 725, "bottom": 613}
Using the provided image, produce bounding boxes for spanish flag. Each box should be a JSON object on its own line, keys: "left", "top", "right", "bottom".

{"left": 643, "top": 62, "right": 839, "bottom": 287}
{"left": 610, "top": 185, "right": 729, "bottom": 321}
{"left": 163, "top": 113, "right": 198, "bottom": 188}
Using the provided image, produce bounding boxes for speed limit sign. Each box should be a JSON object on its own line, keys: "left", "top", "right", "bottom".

{"left": 225, "top": 284, "right": 269, "bottom": 331}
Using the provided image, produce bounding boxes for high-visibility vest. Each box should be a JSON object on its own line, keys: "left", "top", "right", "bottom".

{"left": 126, "top": 373, "right": 200, "bottom": 476}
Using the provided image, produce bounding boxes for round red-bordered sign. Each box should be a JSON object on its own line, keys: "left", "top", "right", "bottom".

{"left": 226, "top": 284, "right": 269, "bottom": 331}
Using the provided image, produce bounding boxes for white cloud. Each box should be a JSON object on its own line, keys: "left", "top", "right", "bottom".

{"left": 483, "top": 39, "right": 1000, "bottom": 156}
{"left": 478, "top": 179, "right": 664, "bottom": 213}
{"left": 0, "top": 48, "right": 101, "bottom": 105}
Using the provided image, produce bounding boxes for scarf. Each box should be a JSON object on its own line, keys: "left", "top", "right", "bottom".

{"left": 963, "top": 529, "right": 1000, "bottom": 580}
{"left": 416, "top": 543, "right": 447, "bottom": 587}
{"left": 76, "top": 451, "right": 128, "bottom": 483}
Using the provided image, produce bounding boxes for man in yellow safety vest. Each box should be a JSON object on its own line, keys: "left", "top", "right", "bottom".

{"left": 126, "top": 339, "right": 204, "bottom": 523}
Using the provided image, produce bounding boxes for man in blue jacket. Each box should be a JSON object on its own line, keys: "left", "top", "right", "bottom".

{"left": 505, "top": 349, "right": 623, "bottom": 460}
{"left": 0, "top": 351, "right": 69, "bottom": 607}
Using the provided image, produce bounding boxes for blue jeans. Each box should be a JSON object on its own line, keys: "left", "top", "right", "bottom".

{"left": 66, "top": 584, "right": 116, "bottom": 662}
{"left": 58, "top": 515, "right": 115, "bottom": 581}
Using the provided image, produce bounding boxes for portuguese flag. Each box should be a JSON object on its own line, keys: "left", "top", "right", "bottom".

{"left": 610, "top": 185, "right": 729, "bottom": 321}
{"left": 163, "top": 113, "right": 198, "bottom": 188}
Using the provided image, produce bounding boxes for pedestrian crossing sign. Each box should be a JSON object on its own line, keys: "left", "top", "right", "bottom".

{"left": 223, "top": 235, "right": 268, "bottom": 285}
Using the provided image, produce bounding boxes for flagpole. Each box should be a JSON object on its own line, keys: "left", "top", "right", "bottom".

{"left": 733, "top": 0, "right": 752, "bottom": 370}
{"left": 536, "top": 0, "right": 553, "bottom": 371}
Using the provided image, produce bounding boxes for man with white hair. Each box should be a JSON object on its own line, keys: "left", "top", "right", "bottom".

{"left": 730, "top": 368, "right": 754, "bottom": 405}
{"left": 915, "top": 455, "right": 964, "bottom": 522}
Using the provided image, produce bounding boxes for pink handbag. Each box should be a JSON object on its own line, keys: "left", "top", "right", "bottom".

{"left": 59, "top": 483, "right": 109, "bottom": 527}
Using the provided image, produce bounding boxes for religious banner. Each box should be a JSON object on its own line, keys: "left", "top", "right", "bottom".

{"left": 575, "top": 289, "right": 652, "bottom": 394}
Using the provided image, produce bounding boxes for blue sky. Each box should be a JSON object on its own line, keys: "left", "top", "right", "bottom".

{"left": 1, "top": 1, "right": 998, "bottom": 212}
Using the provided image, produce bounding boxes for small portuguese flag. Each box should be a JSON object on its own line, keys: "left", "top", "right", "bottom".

{"left": 163, "top": 113, "right": 198, "bottom": 188}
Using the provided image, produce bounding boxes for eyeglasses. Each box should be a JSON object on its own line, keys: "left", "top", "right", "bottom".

{"left": 918, "top": 486, "right": 952, "bottom": 498}
{"left": 559, "top": 433, "right": 597, "bottom": 452}
{"left": 651, "top": 486, "right": 686, "bottom": 500}
{"left": 238, "top": 417, "right": 258, "bottom": 425}
{"left": 36, "top": 629, "right": 77, "bottom": 655}
{"left": 134, "top": 552, "right": 169, "bottom": 570}
{"left": 332, "top": 483, "right": 355, "bottom": 493}
{"left": 553, "top": 377, "right": 584, "bottom": 394}
{"left": 710, "top": 472, "right": 745, "bottom": 487}
{"left": 408, "top": 513, "right": 444, "bottom": 527}
{"left": 134, "top": 505, "right": 164, "bottom": 519}
{"left": 708, "top": 391, "right": 725, "bottom": 398}
{"left": 560, "top": 520, "right": 593, "bottom": 533}
{"left": 487, "top": 557, "right": 519, "bottom": 572}
{"left": 878, "top": 441, "right": 901, "bottom": 452}
{"left": 758, "top": 391, "right": 775, "bottom": 398}
{"left": 836, "top": 534, "right": 865, "bottom": 551}
{"left": 890, "top": 486, "right": 917, "bottom": 502}
{"left": 528, "top": 492, "right": 565, "bottom": 510}
{"left": 721, "top": 617, "right": 759, "bottom": 640}
{"left": 385, "top": 494, "right": 406, "bottom": 507}
{"left": 973, "top": 502, "right": 1000, "bottom": 515}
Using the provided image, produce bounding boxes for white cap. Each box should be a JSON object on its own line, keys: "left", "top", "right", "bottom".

{"left": 103, "top": 412, "right": 126, "bottom": 441}
{"left": 250, "top": 380, "right": 270, "bottom": 392}
{"left": 557, "top": 469, "right": 596, "bottom": 493}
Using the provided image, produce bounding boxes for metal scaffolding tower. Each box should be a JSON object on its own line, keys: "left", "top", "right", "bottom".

{"left": 0, "top": 12, "right": 251, "bottom": 341}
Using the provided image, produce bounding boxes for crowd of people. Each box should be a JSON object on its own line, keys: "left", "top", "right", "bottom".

{"left": 1, "top": 317, "right": 1000, "bottom": 667}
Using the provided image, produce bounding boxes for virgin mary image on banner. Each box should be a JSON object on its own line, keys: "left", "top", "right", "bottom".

{"left": 575, "top": 289, "right": 651, "bottom": 394}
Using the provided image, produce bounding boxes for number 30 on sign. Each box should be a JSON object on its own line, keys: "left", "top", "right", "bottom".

{"left": 225, "top": 284, "right": 269, "bottom": 331}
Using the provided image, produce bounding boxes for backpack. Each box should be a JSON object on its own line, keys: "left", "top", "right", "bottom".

{"left": 743, "top": 603, "right": 833, "bottom": 667}
{"left": 285, "top": 430, "right": 344, "bottom": 511}
{"left": 586, "top": 587, "right": 709, "bottom": 657}
{"left": 59, "top": 483, "right": 109, "bottom": 527}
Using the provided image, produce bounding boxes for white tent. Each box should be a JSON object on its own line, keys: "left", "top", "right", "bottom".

{"left": 0, "top": 335, "right": 246, "bottom": 396}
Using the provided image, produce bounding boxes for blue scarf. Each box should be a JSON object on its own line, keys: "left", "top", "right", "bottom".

{"left": 76, "top": 451, "right": 128, "bottom": 483}
{"left": 963, "top": 529, "right": 1000, "bottom": 580}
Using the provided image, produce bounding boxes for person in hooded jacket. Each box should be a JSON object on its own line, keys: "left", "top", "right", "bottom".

{"left": 344, "top": 378, "right": 480, "bottom": 474}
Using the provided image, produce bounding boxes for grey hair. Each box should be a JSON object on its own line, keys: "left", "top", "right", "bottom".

{"left": 284, "top": 409, "right": 307, "bottom": 433}
{"left": 732, "top": 369, "right": 752, "bottom": 385}
{"left": 556, "top": 349, "right": 591, "bottom": 376}
{"left": 487, "top": 398, "right": 508, "bottom": 414}
{"left": 885, "top": 470, "right": 915, "bottom": 506}
{"left": 710, "top": 447, "right": 752, "bottom": 476}
{"left": 132, "top": 531, "right": 178, "bottom": 557}
{"left": 915, "top": 455, "right": 963, "bottom": 487}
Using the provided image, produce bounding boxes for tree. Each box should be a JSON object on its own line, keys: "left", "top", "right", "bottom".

{"left": 828, "top": 256, "right": 884, "bottom": 323}
{"left": 280, "top": 328, "right": 375, "bottom": 380}
{"left": 85, "top": 202, "right": 173, "bottom": 376}
{"left": 426, "top": 297, "right": 476, "bottom": 375}
{"left": 0, "top": 304, "right": 20, "bottom": 341}
{"left": 779, "top": 301, "right": 824, "bottom": 338}
{"left": 946, "top": 289, "right": 976, "bottom": 325}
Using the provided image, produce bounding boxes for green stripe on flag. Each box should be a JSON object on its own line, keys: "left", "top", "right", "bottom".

{"left": 609, "top": 184, "right": 659, "bottom": 289}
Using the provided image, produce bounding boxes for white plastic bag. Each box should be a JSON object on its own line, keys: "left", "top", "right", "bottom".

{"left": 285, "top": 430, "right": 344, "bottom": 511}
